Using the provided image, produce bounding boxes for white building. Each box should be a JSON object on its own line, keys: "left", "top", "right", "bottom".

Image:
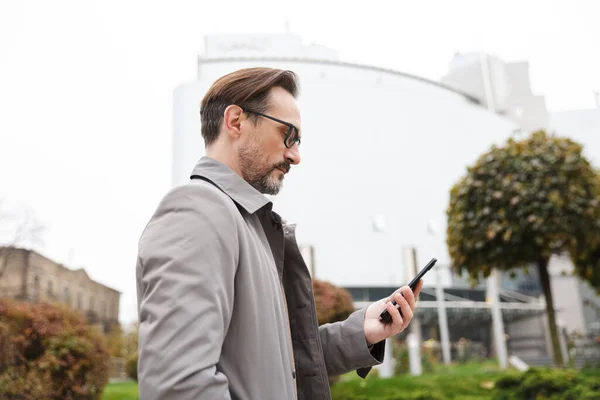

{"left": 172, "top": 33, "right": 517, "bottom": 290}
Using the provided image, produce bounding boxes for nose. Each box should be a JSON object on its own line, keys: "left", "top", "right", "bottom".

{"left": 284, "top": 144, "right": 301, "bottom": 166}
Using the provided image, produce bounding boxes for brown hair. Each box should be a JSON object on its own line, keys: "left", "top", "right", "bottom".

{"left": 200, "top": 67, "right": 300, "bottom": 146}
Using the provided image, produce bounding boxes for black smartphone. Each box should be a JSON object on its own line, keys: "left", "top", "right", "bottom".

{"left": 379, "top": 257, "right": 437, "bottom": 324}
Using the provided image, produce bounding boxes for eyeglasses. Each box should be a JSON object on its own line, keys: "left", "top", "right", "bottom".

{"left": 242, "top": 108, "right": 301, "bottom": 149}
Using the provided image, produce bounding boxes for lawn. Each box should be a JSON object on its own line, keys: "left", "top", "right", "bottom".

{"left": 101, "top": 363, "right": 600, "bottom": 400}
{"left": 331, "top": 361, "right": 505, "bottom": 399}
{"left": 101, "top": 362, "right": 502, "bottom": 400}
{"left": 102, "top": 381, "right": 139, "bottom": 400}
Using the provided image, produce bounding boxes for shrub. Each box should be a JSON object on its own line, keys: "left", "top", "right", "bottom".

{"left": 313, "top": 279, "right": 355, "bottom": 325}
{"left": 493, "top": 367, "right": 600, "bottom": 400}
{"left": 0, "top": 299, "right": 110, "bottom": 400}
{"left": 126, "top": 354, "right": 138, "bottom": 381}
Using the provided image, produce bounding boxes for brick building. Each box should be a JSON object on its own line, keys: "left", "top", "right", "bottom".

{"left": 0, "top": 246, "right": 120, "bottom": 332}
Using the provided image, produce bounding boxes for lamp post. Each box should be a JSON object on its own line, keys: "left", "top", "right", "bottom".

{"left": 403, "top": 247, "right": 423, "bottom": 376}
{"left": 480, "top": 53, "right": 509, "bottom": 370}
{"left": 426, "top": 220, "right": 451, "bottom": 365}
{"left": 372, "top": 214, "right": 395, "bottom": 378}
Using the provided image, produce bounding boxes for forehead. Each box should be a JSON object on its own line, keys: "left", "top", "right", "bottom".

{"left": 266, "top": 87, "right": 301, "bottom": 132}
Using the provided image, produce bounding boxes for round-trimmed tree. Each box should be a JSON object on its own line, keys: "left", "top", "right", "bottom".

{"left": 446, "top": 130, "right": 600, "bottom": 366}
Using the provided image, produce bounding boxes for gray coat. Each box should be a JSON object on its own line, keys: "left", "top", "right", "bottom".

{"left": 136, "top": 157, "right": 384, "bottom": 399}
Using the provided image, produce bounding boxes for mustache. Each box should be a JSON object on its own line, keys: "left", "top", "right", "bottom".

{"left": 273, "top": 162, "right": 291, "bottom": 174}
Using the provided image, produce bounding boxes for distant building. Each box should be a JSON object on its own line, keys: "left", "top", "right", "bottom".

{"left": 0, "top": 247, "right": 120, "bottom": 333}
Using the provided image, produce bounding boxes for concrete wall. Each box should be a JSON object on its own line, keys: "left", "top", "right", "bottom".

{"left": 547, "top": 255, "right": 588, "bottom": 335}
{"left": 506, "top": 315, "right": 549, "bottom": 358}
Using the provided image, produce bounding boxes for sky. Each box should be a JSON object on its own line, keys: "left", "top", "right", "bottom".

{"left": 1, "top": 0, "right": 599, "bottom": 324}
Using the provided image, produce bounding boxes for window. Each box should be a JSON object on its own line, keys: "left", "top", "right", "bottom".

{"left": 30, "top": 276, "right": 40, "bottom": 302}
{"left": 63, "top": 286, "right": 70, "bottom": 305}
{"left": 47, "top": 281, "right": 54, "bottom": 298}
{"left": 77, "top": 292, "right": 83, "bottom": 310}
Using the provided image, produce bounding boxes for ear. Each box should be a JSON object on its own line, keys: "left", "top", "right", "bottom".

{"left": 223, "top": 105, "right": 244, "bottom": 140}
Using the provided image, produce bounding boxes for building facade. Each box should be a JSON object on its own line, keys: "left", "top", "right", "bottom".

{"left": 0, "top": 247, "right": 120, "bottom": 332}
{"left": 172, "top": 33, "right": 516, "bottom": 290}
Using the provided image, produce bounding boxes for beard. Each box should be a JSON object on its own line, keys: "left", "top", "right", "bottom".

{"left": 237, "top": 139, "right": 290, "bottom": 195}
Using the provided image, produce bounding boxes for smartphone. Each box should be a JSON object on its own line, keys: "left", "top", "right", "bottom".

{"left": 379, "top": 257, "right": 437, "bottom": 324}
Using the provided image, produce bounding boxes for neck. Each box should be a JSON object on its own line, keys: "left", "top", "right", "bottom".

{"left": 206, "top": 144, "right": 243, "bottom": 177}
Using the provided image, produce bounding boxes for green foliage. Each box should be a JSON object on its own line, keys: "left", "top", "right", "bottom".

{"left": 392, "top": 339, "right": 439, "bottom": 375}
{"left": 313, "top": 279, "right": 355, "bottom": 325}
{"left": 331, "top": 361, "right": 502, "bottom": 399}
{"left": 105, "top": 322, "right": 139, "bottom": 381}
{"left": 446, "top": 130, "right": 600, "bottom": 287}
{"left": 0, "top": 298, "right": 110, "bottom": 400}
{"left": 331, "top": 362, "right": 600, "bottom": 400}
{"left": 105, "top": 324, "right": 124, "bottom": 358}
{"left": 492, "top": 367, "right": 600, "bottom": 400}
{"left": 126, "top": 354, "right": 138, "bottom": 381}
{"left": 571, "top": 238, "right": 600, "bottom": 292}
{"left": 121, "top": 323, "right": 138, "bottom": 361}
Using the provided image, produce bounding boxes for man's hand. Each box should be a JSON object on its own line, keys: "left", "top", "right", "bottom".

{"left": 363, "top": 279, "right": 424, "bottom": 346}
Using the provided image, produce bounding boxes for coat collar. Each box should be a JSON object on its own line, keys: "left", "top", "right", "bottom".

{"left": 190, "top": 156, "right": 272, "bottom": 214}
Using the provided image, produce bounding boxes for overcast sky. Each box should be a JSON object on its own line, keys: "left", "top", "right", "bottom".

{"left": 1, "top": 0, "right": 599, "bottom": 324}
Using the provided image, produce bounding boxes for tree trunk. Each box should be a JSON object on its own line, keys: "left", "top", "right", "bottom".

{"left": 538, "top": 258, "right": 564, "bottom": 367}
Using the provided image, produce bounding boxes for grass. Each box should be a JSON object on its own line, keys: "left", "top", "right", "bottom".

{"left": 101, "top": 362, "right": 503, "bottom": 400}
{"left": 101, "top": 363, "right": 600, "bottom": 400}
{"left": 331, "top": 361, "right": 507, "bottom": 400}
{"left": 102, "top": 381, "right": 139, "bottom": 400}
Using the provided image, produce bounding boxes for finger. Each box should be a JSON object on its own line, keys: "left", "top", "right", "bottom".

{"left": 395, "top": 292, "right": 413, "bottom": 328}
{"left": 402, "top": 286, "right": 416, "bottom": 311}
{"left": 386, "top": 300, "right": 403, "bottom": 326}
{"left": 413, "top": 279, "right": 424, "bottom": 298}
{"left": 388, "top": 288, "right": 403, "bottom": 304}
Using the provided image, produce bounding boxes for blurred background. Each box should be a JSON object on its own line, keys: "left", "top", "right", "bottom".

{"left": 1, "top": 1, "right": 599, "bottom": 399}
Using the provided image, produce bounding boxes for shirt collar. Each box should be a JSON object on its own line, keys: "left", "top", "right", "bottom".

{"left": 189, "top": 156, "right": 272, "bottom": 214}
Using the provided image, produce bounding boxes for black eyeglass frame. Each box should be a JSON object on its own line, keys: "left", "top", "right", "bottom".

{"left": 242, "top": 107, "right": 301, "bottom": 149}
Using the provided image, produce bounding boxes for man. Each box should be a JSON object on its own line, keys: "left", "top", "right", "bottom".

{"left": 136, "top": 67, "right": 424, "bottom": 399}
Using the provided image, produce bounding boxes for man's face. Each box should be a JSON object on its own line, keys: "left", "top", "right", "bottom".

{"left": 236, "top": 87, "right": 302, "bottom": 195}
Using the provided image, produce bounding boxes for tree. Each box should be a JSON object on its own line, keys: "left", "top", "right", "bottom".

{"left": 446, "top": 130, "right": 600, "bottom": 367}
{"left": 122, "top": 321, "right": 139, "bottom": 360}
{"left": 105, "top": 324, "right": 125, "bottom": 358}
{"left": 0, "top": 196, "right": 45, "bottom": 281}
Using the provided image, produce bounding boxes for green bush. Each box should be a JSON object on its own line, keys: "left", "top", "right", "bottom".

{"left": 126, "top": 354, "right": 138, "bottom": 381}
{"left": 493, "top": 367, "right": 600, "bottom": 400}
{"left": 0, "top": 299, "right": 110, "bottom": 400}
